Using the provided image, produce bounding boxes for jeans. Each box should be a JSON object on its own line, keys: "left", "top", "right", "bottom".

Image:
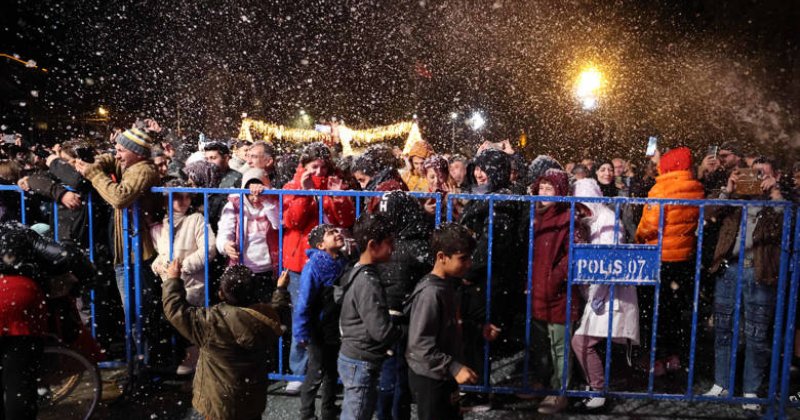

{"left": 713, "top": 266, "right": 776, "bottom": 394}
{"left": 288, "top": 271, "right": 308, "bottom": 376}
{"left": 338, "top": 353, "right": 382, "bottom": 420}
{"left": 377, "top": 340, "right": 411, "bottom": 420}
{"left": 531, "top": 319, "right": 572, "bottom": 390}
{"left": 300, "top": 340, "right": 339, "bottom": 420}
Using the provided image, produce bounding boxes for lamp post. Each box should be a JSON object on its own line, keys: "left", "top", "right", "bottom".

{"left": 450, "top": 112, "right": 458, "bottom": 152}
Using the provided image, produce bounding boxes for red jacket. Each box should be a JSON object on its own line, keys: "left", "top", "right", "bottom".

{"left": 0, "top": 274, "right": 48, "bottom": 336}
{"left": 282, "top": 166, "right": 356, "bottom": 272}
{"left": 531, "top": 204, "right": 587, "bottom": 324}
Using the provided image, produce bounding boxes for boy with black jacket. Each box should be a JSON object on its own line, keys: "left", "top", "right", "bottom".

{"left": 338, "top": 213, "right": 402, "bottom": 420}
{"left": 406, "top": 223, "right": 479, "bottom": 420}
{"left": 294, "top": 224, "right": 348, "bottom": 420}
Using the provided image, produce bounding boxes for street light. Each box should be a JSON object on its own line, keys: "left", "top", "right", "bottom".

{"left": 98, "top": 106, "right": 109, "bottom": 117}
{"left": 574, "top": 66, "right": 604, "bottom": 111}
{"left": 468, "top": 111, "right": 485, "bottom": 131}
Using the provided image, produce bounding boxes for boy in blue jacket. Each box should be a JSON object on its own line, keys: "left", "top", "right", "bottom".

{"left": 293, "top": 224, "right": 348, "bottom": 420}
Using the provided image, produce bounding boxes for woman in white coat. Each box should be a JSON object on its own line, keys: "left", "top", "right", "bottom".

{"left": 571, "top": 178, "right": 640, "bottom": 411}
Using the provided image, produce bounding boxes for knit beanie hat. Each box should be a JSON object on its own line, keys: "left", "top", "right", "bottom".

{"left": 408, "top": 141, "right": 433, "bottom": 159}
{"left": 115, "top": 127, "right": 155, "bottom": 157}
{"left": 659, "top": 147, "right": 692, "bottom": 174}
{"left": 528, "top": 155, "right": 563, "bottom": 183}
{"left": 308, "top": 223, "right": 336, "bottom": 248}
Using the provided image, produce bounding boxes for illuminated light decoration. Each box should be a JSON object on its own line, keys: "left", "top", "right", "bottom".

{"left": 574, "top": 66, "right": 604, "bottom": 111}
{"left": 468, "top": 111, "right": 486, "bottom": 131}
{"left": 239, "top": 118, "right": 421, "bottom": 157}
{"left": 401, "top": 123, "right": 423, "bottom": 155}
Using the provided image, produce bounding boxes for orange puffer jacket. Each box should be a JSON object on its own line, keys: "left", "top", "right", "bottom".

{"left": 635, "top": 170, "right": 705, "bottom": 262}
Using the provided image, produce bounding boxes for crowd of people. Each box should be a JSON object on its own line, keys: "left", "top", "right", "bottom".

{"left": 1, "top": 119, "right": 800, "bottom": 419}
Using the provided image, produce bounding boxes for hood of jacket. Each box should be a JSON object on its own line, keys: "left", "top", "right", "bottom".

{"left": 304, "top": 248, "right": 348, "bottom": 281}
{"left": 473, "top": 149, "right": 511, "bottom": 193}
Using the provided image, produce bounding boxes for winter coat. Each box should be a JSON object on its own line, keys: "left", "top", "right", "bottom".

{"left": 83, "top": 154, "right": 161, "bottom": 264}
{"left": 572, "top": 179, "right": 639, "bottom": 344}
{"left": 339, "top": 264, "right": 402, "bottom": 363}
{"left": 162, "top": 276, "right": 288, "bottom": 420}
{"left": 151, "top": 213, "right": 217, "bottom": 306}
{"left": 531, "top": 203, "right": 587, "bottom": 324}
{"left": 400, "top": 169, "right": 428, "bottom": 192}
{"left": 282, "top": 166, "right": 356, "bottom": 272}
{"left": 375, "top": 192, "right": 434, "bottom": 311}
{"left": 0, "top": 274, "right": 48, "bottom": 336}
{"left": 216, "top": 195, "right": 280, "bottom": 274}
{"left": 364, "top": 168, "right": 408, "bottom": 213}
{"left": 708, "top": 205, "right": 784, "bottom": 286}
{"left": 635, "top": 170, "right": 704, "bottom": 262}
{"left": 292, "top": 248, "right": 348, "bottom": 344}
{"left": 405, "top": 274, "right": 464, "bottom": 381}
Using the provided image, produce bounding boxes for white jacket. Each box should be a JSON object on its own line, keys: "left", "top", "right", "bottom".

{"left": 151, "top": 212, "right": 216, "bottom": 306}
{"left": 573, "top": 179, "right": 640, "bottom": 345}
{"left": 215, "top": 194, "right": 280, "bottom": 273}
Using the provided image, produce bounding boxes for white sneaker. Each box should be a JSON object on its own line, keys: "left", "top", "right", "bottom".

{"left": 584, "top": 397, "right": 606, "bottom": 409}
{"left": 702, "top": 384, "right": 728, "bottom": 397}
{"left": 284, "top": 380, "right": 303, "bottom": 395}
{"left": 176, "top": 346, "right": 199, "bottom": 375}
{"left": 742, "top": 393, "right": 760, "bottom": 411}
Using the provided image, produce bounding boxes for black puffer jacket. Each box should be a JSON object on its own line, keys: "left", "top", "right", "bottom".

{"left": 375, "top": 191, "right": 434, "bottom": 311}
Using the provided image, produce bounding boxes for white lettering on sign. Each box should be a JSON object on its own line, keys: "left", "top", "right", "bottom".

{"left": 576, "top": 258, "right": 651, "bottom": 281}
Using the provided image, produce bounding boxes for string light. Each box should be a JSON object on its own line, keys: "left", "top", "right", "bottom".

{"left": 238, "top": 118, "right": 418, "bottom": 147}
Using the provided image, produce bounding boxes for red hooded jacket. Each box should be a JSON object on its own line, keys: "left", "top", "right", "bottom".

{"left": 282, "top": 166, "right": 356, "bottom": 272}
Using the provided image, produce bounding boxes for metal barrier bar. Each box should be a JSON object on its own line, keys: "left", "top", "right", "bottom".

{"left": 132, "top": 202, "right": 145, "bottom": 360}
{"left": 121, "top": 208, "right": 135, "bottom": 377}
{"left": 686, "top": 205, "right": 705, "bottom": 397}
{"left": 562, "top": 201, "right": 577, "bottom": 394}
{"left": 523, "top": 202, "right": 535, "bottom": 390}
{"left": 727, "top": 206, "right": 749, "bottom": 399}
{"left": 779, "top": 207, "right": 800, "bottom": 413}
{"left": 647, "top": 198, "right": 667, "bottom": 394}
{"left": 238, "top": 193, "right": 245, "bottom": 263}
{"left": 87, "top": 191, "right": 97, "bottom": 338}
{"left": 483, "top": 198, "right": 494, "bottom": 391}
{"left": 203, "top": 193, "right": 210, "bottom": 307}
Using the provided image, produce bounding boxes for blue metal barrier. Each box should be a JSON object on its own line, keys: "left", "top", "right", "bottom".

{"left": 4, "top": 183, "right": 800, "bottom": 417}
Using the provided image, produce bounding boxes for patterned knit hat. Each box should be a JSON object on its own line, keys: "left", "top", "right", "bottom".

{"left": 115, "top": 127, "right": 154, "bottom": 157}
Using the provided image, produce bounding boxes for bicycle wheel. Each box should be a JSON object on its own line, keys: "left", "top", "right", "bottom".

{"left": 38, "top": 346, "right": 102, "bottom": 420}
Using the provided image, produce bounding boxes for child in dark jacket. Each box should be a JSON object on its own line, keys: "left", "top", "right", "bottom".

{"left": 293, "top": 224, "right": 349, "bottom": 420}
{"left": 162, "top": 261, "right": 290, "bottom": 420}
{"left": 406, "top": 223, "right": 479, "bottom": 420}
{"left": 338, "top": 213, "right": 402, "bottom": 420}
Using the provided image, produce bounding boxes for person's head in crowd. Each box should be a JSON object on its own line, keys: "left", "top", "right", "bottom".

{"left": 407, "top": 141, "right": 433, "bottom": 177}
{"left": 352, "top": 144, "right": 401, "bottom": 190}
{"left": 274, "top": 153, "right": 300, "bottom": 189}
{"left": 528, "top": 155, "right": 563, "bottom": 185}
{"left": 231, "top": 140, "right": 251, "bottom": 162}
{"left": 612, "top": 158, "right": 626, "bottom": 177}
{"left": 376, "top": 190, "right": 428, "bottom": 234}
{"left": 423, "top": 155, "right": 450, "bottom": 193}
{"left": 0, "top": 160, "right": 21, "bottom": 185}
{"left": 246, "top": 141, "right": 276, "bottom": 172}
{"left": 307, "top": 223, "right": 345, "bottom": 258}
{"left": 564, "top": 162, "right": 576, "bottom": 175}
{"left": 659, "top": 147, "right": 693, "bottom": 175}
{"left": 160, "top": 131, "right": 180, "bottom": 159}
{"left": 430, "top": 223, "right": 476, "bottom": 278}
{"left": 718, "top": 141, "right": 743, "bottom": 171}
{"left": 472, "top": 148, "right": 511, "bottom": 193}
{"left": 572, "top": 164, "right": 589, "bottom": 180}
{"left": 595, "top": 161, "right": 615, "bottom": 186}
{"left": 353, "top": 213, "right": 394, "bottom": 263}
{"left": 581, "top": 157, "right": 595, "bottom": 173}
{"left": 184, "top": 160, "right": 221, "bottom": 189}
{"left": 299, "top": 142, "right": 334, "bottom": 178}
{"left": 204, "top": 141, "right": 232, "bottom": 172}
{"left": 534, "top": 168, "right": 570, "bottom": 209}
{"left": 114, "top": 127, "right": 156, "bottom": 169}
{"left": 448, "top": 154, "right": 468, "bottom": 186}
{"left": 241, "top": 168, "right": 270, "bottom": 205}
{"left": 151, "top": 146, "right": 170, "bottom": 178}
{"left": 163, "top": 178, "right": 194, "bottom": 217}
{"left": 218, "top": 265, "right": 258, "bottom": 307}
{"left": 335, "top": 155, "right": 360, "bottom": 191}
{"left": 793, "top": 162, "right": 800, "bottom": 189}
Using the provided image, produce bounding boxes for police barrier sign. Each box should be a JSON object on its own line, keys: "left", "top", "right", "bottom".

{"left": 572, "top": 245, "right": 660, "bottom": 284}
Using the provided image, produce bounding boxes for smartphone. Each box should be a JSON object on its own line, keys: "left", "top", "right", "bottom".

{"left": 645, "top": 136, "right": 658, "bottom": 157}
{"left": 707, "top": 145, "right": 719, "bottom": 158}
{"left": 2, "top": 134, "right": 15, "bottom": 144}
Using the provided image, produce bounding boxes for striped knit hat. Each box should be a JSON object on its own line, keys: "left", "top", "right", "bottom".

{"left": 115, "top": 127, "right": 155, "bottom": 157}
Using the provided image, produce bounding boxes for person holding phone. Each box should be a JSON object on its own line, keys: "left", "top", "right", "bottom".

{"left": 282, "top": 142, "right": 356, "bottom": 393}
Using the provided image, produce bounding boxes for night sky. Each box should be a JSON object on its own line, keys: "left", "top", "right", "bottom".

{"left": 1, "top": 0, "right": 799, "bottom": 162}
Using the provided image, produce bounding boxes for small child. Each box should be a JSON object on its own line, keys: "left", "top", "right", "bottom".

{"left": 406, "top": 223, "right": 479, "bottom": 420}
{"left": 162, "top": 260, "right": 290, "bottom": 420}
{"left": 294, "top": 224, "right": 348, "bottom": 420}
{"left": 338, "top": 213, "right": 402, "bottom": 420}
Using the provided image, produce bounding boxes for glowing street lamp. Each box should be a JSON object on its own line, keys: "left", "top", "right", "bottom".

{"left": 574, "top": 66, "right": 604, "bottom": 110}
{"left": 468, "top": 111, "right": 486, "bottom": 131}
{"left": 98, "top": 106, "right": 109, "bottom": 117}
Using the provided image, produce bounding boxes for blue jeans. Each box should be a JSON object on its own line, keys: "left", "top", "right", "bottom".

{"left": 288, "top": 271, "right": 308, "bottom": 376}
{"left": 713, "top": 266, "right": 776, "bottom": 394}
{"left": 377, "top": 341, "right": 411, "bottom": 420}
{"left": 338, "top": 353, "right": 382, "bottom": 420}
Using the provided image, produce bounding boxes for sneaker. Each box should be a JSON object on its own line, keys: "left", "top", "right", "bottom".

{"left": 461, "top": 394, "right": 492, "bottom": 413}
{"left": 742, "top": 393, "right": 760, "bottom": 411}
{"left": 284, "top": 381, "right": 303, "bottom": 395}
{"left": 702, "top": 384, "right": 728, "bottom": 397}
{"left": 574, "top": 396, "right": 606, "bottom": 412}
{"left": 176, "top": 346, "right": 199, "bottom": 375}
{"left": 538, "top": 395, "right": 568, "bottom": 414}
